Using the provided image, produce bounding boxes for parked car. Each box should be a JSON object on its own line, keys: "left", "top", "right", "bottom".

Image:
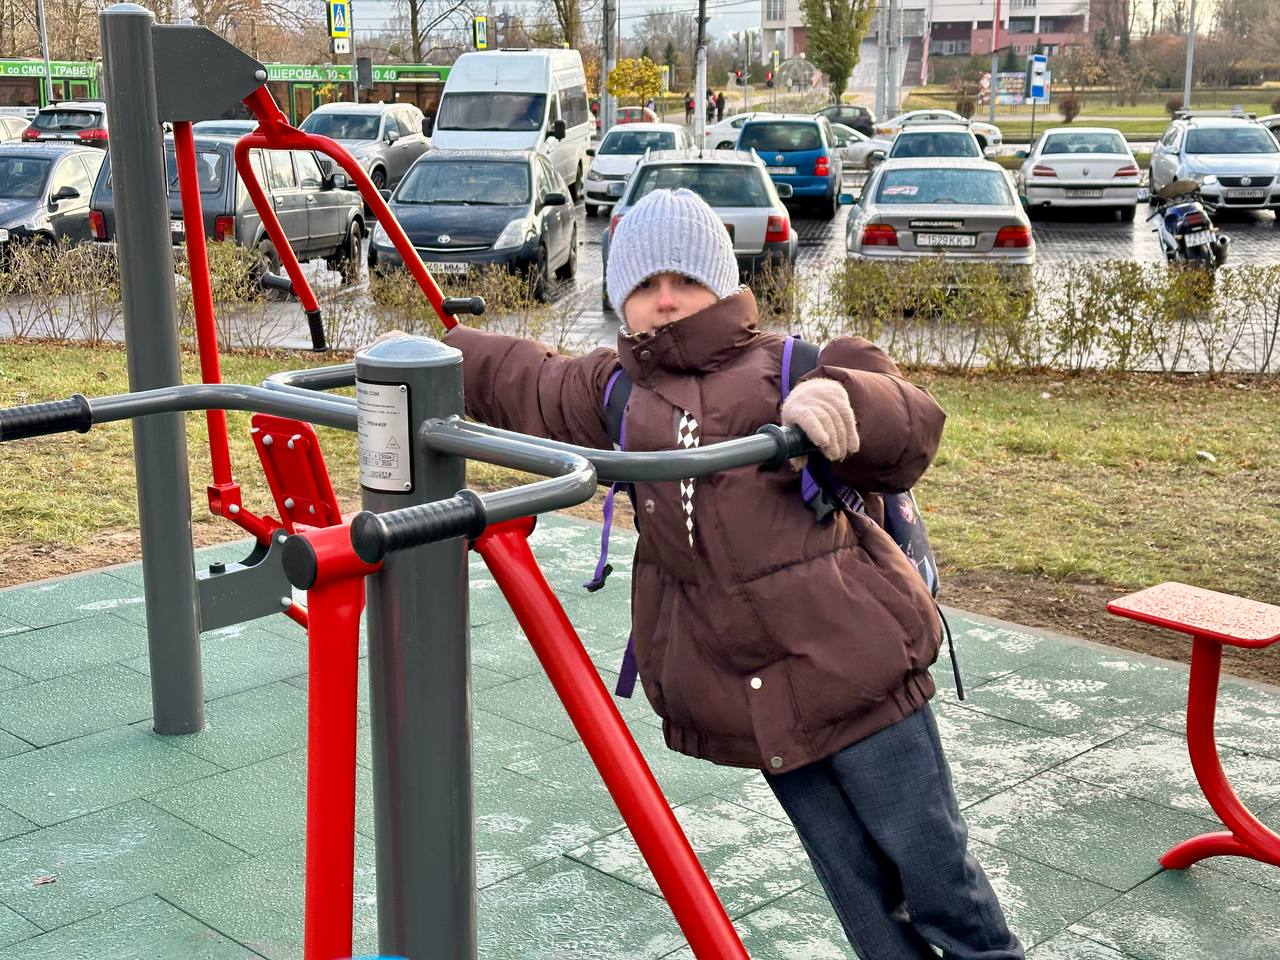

{"left": 366, "top": 149, "right": 576, "bottom": 302}
{"left": 192, "top": 119, "right": 257, "bottom": 137}
{"left": 736, "top": 114, "right": 843, "bottom": 218}
{"left": 830, "top": 123, "right": 892, "bottom": 170}
{"left": 432, "top": 49, "right": 592, "bottom": 201}
{"left": 0, "top": 116, "right": 30, "bottom": 142}
{"left": 702, "top": 111, "right": 775, "bottom": 149}
{"left": 616, "top": 106, "right": 659, "bottom": 125}
{"left": 844, "top": 158, "right": 1034, "bottom": 266}
{"left": 876, "top": 110, "right": 1002, "bottom": 151}
{"left": 600, "top": 148, "right": 796, "bottom": 310}
{"left": 22, "top": 100, "right": 109, "bottom": 148}
{"left": 90, "top": 135, "right": 366, "bottom": 283}
{"left": 299, "top": 101, "right": 430, "bottom": 192}
{"left": 816, "top": 103, "right": 876, "bottom": 138}
{"left": 1015, "top": 126, "right": 1140, "bottom": 220}
{"left": 887, "top": 124, "right": 986, "bottom": 160}
{"left": 584, "top": 122, "right": 693, "bottom": 216}
{"left": 1149, "top": 112, "right": 1280, "bottom": 218}
{"left": 1258, "top": 113, "right": 1280, "bottom": 141}
{"left": 0, "top": 143, "right": 105, "bottom": 254}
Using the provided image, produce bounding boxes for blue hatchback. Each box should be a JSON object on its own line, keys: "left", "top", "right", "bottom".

{"left": 737, "top": 116, "right": 843, "bottom": 219}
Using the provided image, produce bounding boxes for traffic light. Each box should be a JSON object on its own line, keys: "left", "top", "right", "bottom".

{"left": 734, "top": 68, "right": 744, "bottom": 86}
{"left": 766, "top": 70, "right": 774, "bottom": 88}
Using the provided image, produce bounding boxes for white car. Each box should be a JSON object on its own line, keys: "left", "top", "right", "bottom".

{"left": 1016, "top": 127, "right": 1141, "bottom": 220}
{"left": 703, "top": 112, "right": 775, "bottom": 149}
{"left": 876, "top": 109, "right": 1003, "bottom": 151}
{"left": 830, "top": 123, "right": 892, "bottom": 170}
{"left": 584, "top": 122, "right": 692, "bottom": 216}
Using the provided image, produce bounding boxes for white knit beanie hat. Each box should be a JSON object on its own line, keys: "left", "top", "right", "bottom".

{"left": 607, "top": 188, "right": 740, "bottom": 316}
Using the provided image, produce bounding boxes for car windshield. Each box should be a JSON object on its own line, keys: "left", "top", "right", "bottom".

{"left": 627, "top": 163, "right": 772, "bottom": 207}
{"left": 0, "top": 157, "right": 51, "bottom": 198}
{"left": 164, "top": 148, "right": 226, "bottom": 194}
{"left": 738, "top": 122, "right": 821, "bottom": 152}
{"left": 193, "top": 122, "right": 255, "bottom": 136}
{"left": 1185, "top": 126, "right": 1278, "bottom": 154}
{"left": 876, "top": 168, "right": 1011, "bottom": 205}
{"left": 394, "top": 160, "right": 530, "bottom": 205}
{"left": 32, "top": 110, "right": 100, "bottom": 131}
{"left": 890, "top": 132, "right": 980, "bottom": 158}
{"left": 832, "top": 124, "right": 865, "bottom": 143}
{"left": 599, "top": 130, "right": 675, "bottom": 155}
{"left": 435, "top": 93, "right": 547, "bottom": 132}
{"left": 1041, "top": 132, "right": 1128, "bottom": 155}
{"left": 299, "top": 112, "right": 381, "bottom": 141}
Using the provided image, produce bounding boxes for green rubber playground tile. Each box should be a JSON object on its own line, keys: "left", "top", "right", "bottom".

{"left": 125, "top": 621, "right": 307, "bottom": 701}
{"left": 0, "top": 806, "right": 34, "bottom": 844}
{"left": 1027, "top": 932, "right": 1136, "bottom": 959}
{"left": 0, "top": 668, "right": 27, "bottom": 696}
{"left": 0, "top": 798, "right": 245, "bottom": 930}
{"left": 963, "top": 771, "right": 1216, "bottom": 893}
{"left": 0, "top": 619, "right": 26, "bottom": 640}
{"left": 477, "top": 857, "right": 683, "bottom": 960}
{"left": 712, "top": 773, "right": 789, "bottom": 823}
{"left": 658, "top": 888, "right": 857, "bottom": 960}
{"left": 0, "top": 903, "right": 38, "bottom": 951}
{"left": 0, "top": 613, "right": 149, "bottom": 682}
{"left": 507, "top": 718, "right": 750, "bottom": 809}
{"left": 1202, "top": 851, "right": 1280, "bottom": 894}
{"left": 0, "top": 573, "right": 143, "bottom": 629}
{"left": 1056, "top": 725, "right": 1280, "bottom": 824}
{"left": 470, "top": 616, "right": 543, "bottom": 680}
{"left": 161, "top": 838, "right": 378, "bottom": 960}
{"left": 474, "top": 766, "right": 624, "bottom": 888}
{"left": 1150, "top": 679, "right": 1280, "bottom": 762}
{"left": 158, "top": 682, "right": 310, "bottom": 770}
{"left": 0, "top": 894, "right": 265, "bottom": 960}
{"left": 475, "top": 667, "right": 659, "bottom": 743}
{"left": 149, "top": 750, "right": 310, "bottom": 855}
{"left": 569, "top": 795, "right": 814, "bottom": 918}
{"left": 283, "top": 657, "right": 370, "bottom": 716}
{"left": 1068, "top": 868, "right": 1280, "bottom": 960}
{"left": 0, "top": 725, "right": 221, "bottom": 827}
{"left": 474, "top": 707, "right": 572, "bottom": 771}
{"left": 934, "top": 614, "right": 1079, "bottom": 689}
{"left": 932, "top": 698, "right": 1093, "bottom": 808}
{"left": 0, "top": 662, "right": 153, "bottom": 747}
{"left": 0, "top": 729, "right": 30, "bottom": 762}
{"left": 472, "top": 663, "right": 514, "bottom": 692}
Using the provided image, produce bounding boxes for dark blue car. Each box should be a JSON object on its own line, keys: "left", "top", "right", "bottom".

{"left": 737, "top": 115, "right": 843, "bottom": 219}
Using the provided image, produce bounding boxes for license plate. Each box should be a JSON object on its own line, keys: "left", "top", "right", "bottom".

{"left": 766, "top": 166, "right": 797, "bottom": 175}
{"left": 1184, "top": 230, "right": 1212, "bottom": 248}
{"left": 426, "top": 261, "right": 469, "bottom": 275}
{"left": 1227, "top": 188, "right": 1266, "bottom": 199}
{"left": 916, "top": 232, "right": 976, "bottom": 248}
{"left": 170, "top": 219, "right": 185, "bottom": 235}
{"left": 1067, "top": 188, "right": 1104, "bottom": 198}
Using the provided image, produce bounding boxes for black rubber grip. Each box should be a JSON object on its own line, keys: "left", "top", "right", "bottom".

{"left": 260, "top": 271, "right": 293, "bottom": 294}
{"left": 281, "top": 535, "right": 318, "bottom": 590}
{"left": 305, "top": 309, "right": 326, "bottom": 352}
{"left": 757, "top": 423, "right": 812, "bottom": 469}
{"left": 0, "top": 394, "right": 92, "bottom": 442}
{"left": 350, "top": 489, "right": 487, "bottom": 564}
{"left": 441, "top": 296, "right": 486, "bottom": 317}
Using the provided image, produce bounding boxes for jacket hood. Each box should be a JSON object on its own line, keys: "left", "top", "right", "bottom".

{"left": 617, "top": 289, "right": 762, "bottom": 384}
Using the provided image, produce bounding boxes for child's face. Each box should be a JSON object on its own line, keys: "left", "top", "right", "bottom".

{"left": 624, "top": 272, "right": 719, "bottom": 334}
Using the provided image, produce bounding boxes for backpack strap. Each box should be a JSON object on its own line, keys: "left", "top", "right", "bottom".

{"left": 781, "top": 336, "right": 844, "bottom": 521}
{"left": 585, "top": 367, "right": 633, "bottom": 593}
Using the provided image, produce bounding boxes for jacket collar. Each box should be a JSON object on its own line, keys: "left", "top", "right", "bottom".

{"left": 617, "top": 290, "right": 762, "bottom": 385}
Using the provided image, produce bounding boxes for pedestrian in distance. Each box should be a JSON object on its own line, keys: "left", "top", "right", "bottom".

{"left": 685, "top": 92, "right": 694, "bottom": 124}
{"left": 715, "top": 90, "right": 725, "bottom": 122}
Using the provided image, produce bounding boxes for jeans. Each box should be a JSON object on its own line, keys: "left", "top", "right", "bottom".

{"left": 766, "top": 704, "right": 1024, "bottom": 960}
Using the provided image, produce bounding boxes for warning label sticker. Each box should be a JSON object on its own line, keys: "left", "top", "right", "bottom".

{"left": 357, "top": 381, "right": 411, "bottom": 492}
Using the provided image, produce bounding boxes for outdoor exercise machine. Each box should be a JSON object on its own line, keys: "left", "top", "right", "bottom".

{"left": 1109, "top": 583, "right": 1280, "bottom": 872}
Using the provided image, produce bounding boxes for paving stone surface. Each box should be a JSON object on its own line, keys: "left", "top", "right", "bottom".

{"left": 0, "top": 514, "right": 1274, "bottom": 957}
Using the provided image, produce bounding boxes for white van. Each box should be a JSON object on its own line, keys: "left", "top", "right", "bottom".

{"left": 431, "top": 49, "right": 592, "bottom": 200}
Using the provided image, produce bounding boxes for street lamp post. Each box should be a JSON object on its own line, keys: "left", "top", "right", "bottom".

{"left": 35, "top": 0, "right": 55, "bottom": 104}
{"left": 1183, "top": 0, "right": 1197, "bottom": 110}
{"left": 988, "top": 0, "right": 1001, "bottom": 124}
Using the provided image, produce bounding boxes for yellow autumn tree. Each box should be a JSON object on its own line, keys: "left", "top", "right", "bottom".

{"left": 607, "top": 57, "right": 664, "bottom": 105}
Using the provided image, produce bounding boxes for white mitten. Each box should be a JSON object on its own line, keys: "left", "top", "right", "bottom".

{"left": 780, "top": 378, "right": 860, "bottom": 462}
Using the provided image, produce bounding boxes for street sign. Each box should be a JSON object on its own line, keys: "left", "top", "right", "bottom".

{"left": 1028, "top": 53, "right": 1049, "bottom": 103}
{"left": 331, "top": 37, "right": 350, "bottom": 55}
{"left": 327, "top": 0, "right": 351, "bottom": 39}
{"left": 472, "top": 16, "right": 488, "bottom": 50}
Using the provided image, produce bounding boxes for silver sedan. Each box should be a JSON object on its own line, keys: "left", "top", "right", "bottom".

{"left": 830, "top": 123, "right": 892, "bottom": 171}
{"left": 844, "top": 158, "right": 1035, "bottom": 266}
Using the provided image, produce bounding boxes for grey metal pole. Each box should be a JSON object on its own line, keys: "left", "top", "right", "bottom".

{"left": 358, "top": 336, "right": 475, "bottom": 960}
{"left": 36, "top": 0, "right": 54, "bottom": 103}
{"left": 874, "top": 3, "right": 886, "bottom": 118}
{"left": 694, "top": 0, "right": 707, "bottom": 145}
{"left": 988, "top": 0, "right": 1000, "bottom": 124}
{"left": 1183, "top": 0, "right": 1197, "bottom": 109}
{"left": 351, "top": 1, "right": 359, "bottom": 104}
{"left": 886, "top": 0, "right": 898, "bottom": 118}
{"left": 100, "top": 2, "right": 204, "bottom": 735}
{"left": 602, "top": 0, "right": 615, "bottom": 134}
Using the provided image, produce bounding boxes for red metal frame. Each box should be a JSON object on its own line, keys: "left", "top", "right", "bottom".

{"left": 1108, "top": 582, "right": 1280, "bottom": 871}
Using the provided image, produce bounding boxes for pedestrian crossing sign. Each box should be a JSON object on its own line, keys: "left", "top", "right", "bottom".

{"left": 328, "top": 0, "right": 351, "bottom": 39}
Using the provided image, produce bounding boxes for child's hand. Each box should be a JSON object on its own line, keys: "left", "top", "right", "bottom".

{"left": 781, "top": 378, "right": 860, "bottom": 463}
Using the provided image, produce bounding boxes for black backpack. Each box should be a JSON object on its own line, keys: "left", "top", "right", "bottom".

{"left": 584, "top": 335, "right": 962, "bottom": 700}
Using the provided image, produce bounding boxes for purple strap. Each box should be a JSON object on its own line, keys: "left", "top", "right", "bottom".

{"left": 585, "top": 369, "right": 628, "bottom": 592}
{"left": 614, "top": 633, "right": 638, "bottom": 697}
{"left": 781, "top": 335, "right": 796, "bottom": 396}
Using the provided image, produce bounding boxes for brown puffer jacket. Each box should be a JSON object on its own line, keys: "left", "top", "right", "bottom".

{"left": 446, "top": 291, "right": 947, "bottom": 773}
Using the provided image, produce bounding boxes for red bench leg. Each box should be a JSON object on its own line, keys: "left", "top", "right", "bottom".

{"left": 1167, "top": 636, "right": 1280, "bottom": 870}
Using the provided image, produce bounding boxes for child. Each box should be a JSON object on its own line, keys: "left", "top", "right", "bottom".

{"left": 443, "top": 188, "right": 1024, "bottom": 960}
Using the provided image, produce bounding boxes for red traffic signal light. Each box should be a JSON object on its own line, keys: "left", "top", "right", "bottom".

{"left": 735, "top": 69, "right": 743, "bottom": 79}
{"left": 766, "top": 70, "right": 773, "bottom": 81}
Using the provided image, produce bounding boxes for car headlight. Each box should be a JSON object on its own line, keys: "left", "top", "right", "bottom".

{"left": 371, "top": 222, "right": 390, "bottom": 246}
{"left": 493, "top": 217, "right": 535, "bottom": 251}
{"left": 1188, "top": 172, "right": 1218, "bottom": 186}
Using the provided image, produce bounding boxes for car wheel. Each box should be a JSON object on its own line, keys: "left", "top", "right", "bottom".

{"left": 819, "top": 189, "right": 838, "bottom": 220}
{"left": 253, "top": 239, "right": 285, "bottom": 300}
{"left": 717, "top": 141, "right": 735, "bottom": 150}
{"left": 337, "top": 221, "right": 363, "bottom": 284}
{"left": 1119, "top": 205, "right": 1136, "bottom": 222}
{"left": 529, "top": 244, "right": 550, "bottom": 302}
{"left": 586, "top": 203, "right": 598, "bottom": 217}
{"left": 573, "top": 164, "right": 585, "bottom": 201}
{"left": 555, "top": 227, "right": 578, "bottom": 281}
{"left": 370, "top": 168, "right": 387, "bottom": 192}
